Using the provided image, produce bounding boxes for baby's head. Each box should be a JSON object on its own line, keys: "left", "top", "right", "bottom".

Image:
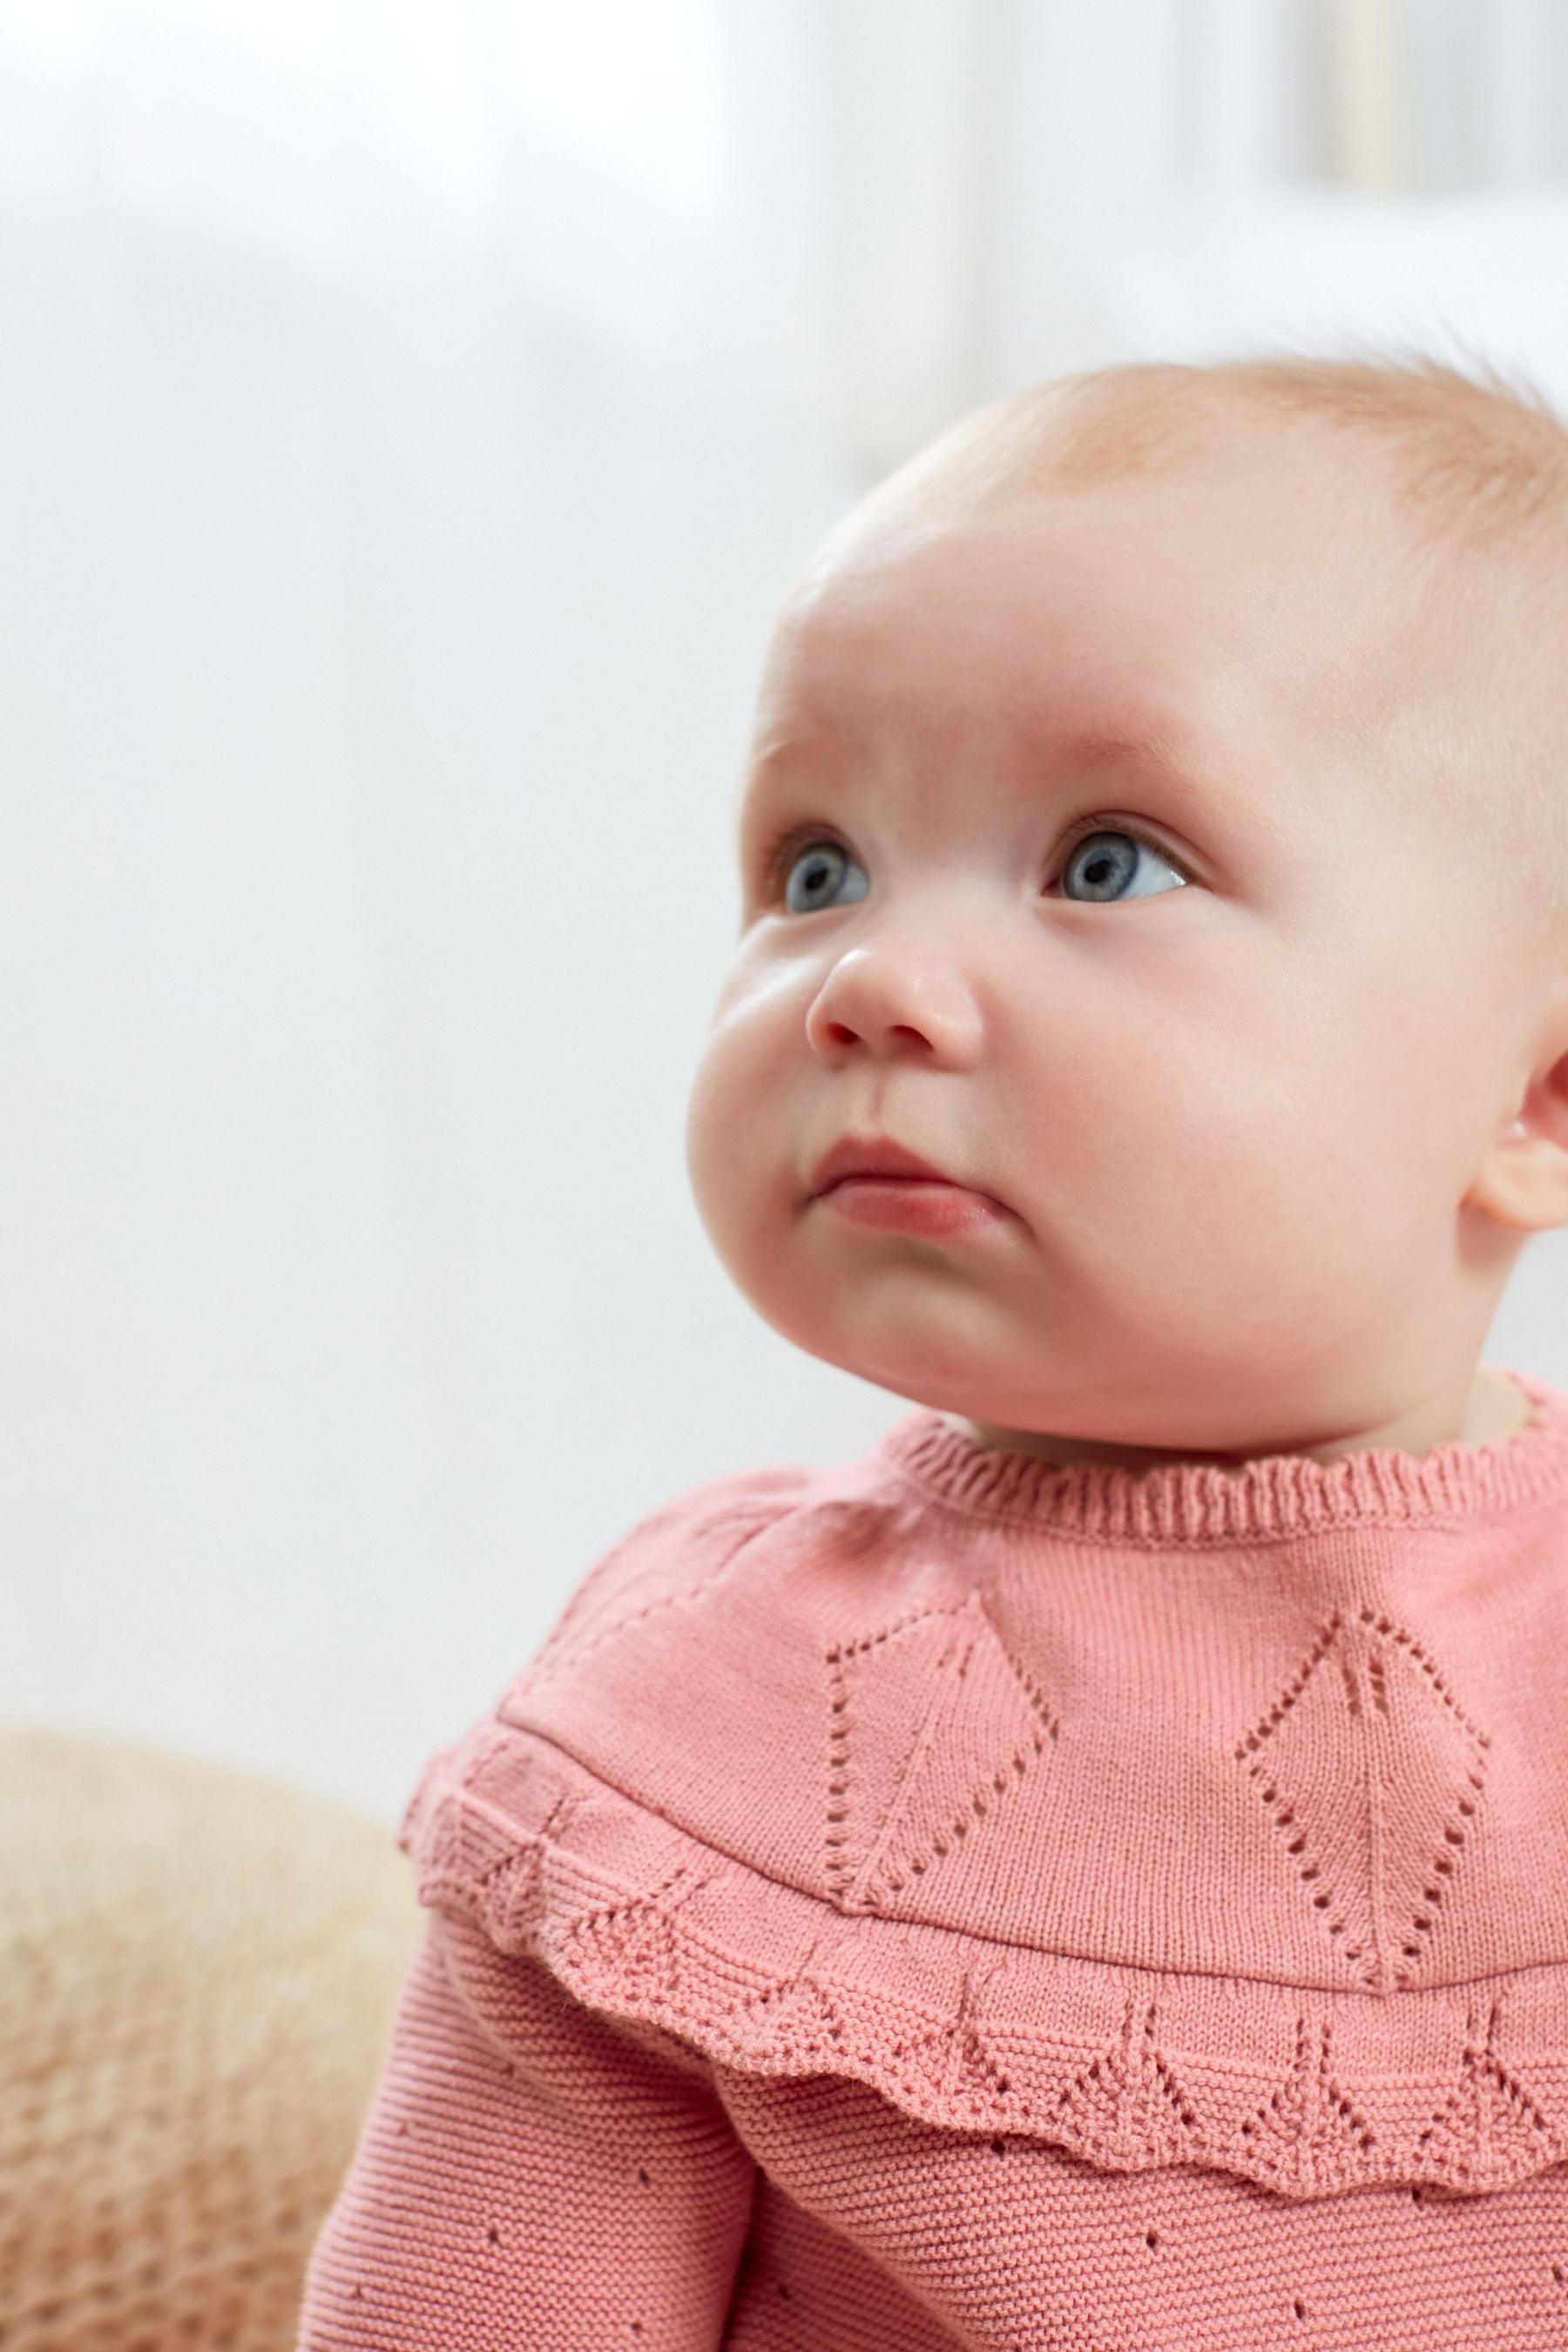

{"left": 685, "top": 357, "right": 1568, "bottom": 1464}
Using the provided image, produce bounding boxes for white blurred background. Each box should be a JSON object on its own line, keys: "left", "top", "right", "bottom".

{"left": 5, "top": 0, "right": 1568, "bottom": 1821}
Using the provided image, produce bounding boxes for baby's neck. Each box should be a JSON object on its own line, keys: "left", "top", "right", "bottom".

{"left": 943, "top": 1365, "right": 1532, "bottom": 1479}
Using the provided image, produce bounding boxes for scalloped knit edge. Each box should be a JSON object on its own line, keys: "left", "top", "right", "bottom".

{"left": 399, "top": 1722, "right": 1568, "bottom": 2206}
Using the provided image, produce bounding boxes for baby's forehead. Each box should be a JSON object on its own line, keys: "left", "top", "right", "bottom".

{"left": 770, "top": 362, "right": 1568, "bottom": 783}
{"left": 801, "top": 356, "right": 1568, "bottom": 667}
{"left": 762, "top": 442, "right": 1415, "bottom": 767}
{"left": 793, "top": 389, "right": 1444, "bottom": 639}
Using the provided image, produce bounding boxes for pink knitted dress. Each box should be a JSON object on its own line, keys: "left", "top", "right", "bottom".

{"left": 298, "top": 1367, "right": 1568, "bottom": 2349}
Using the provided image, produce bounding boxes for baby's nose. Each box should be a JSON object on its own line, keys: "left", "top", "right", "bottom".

{"left": 804, "top": 940, "right": 984, "bottom": 1067}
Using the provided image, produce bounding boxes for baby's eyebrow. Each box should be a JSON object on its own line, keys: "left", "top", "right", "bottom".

{"left": 730, "top": 732, "right": 848, "bottom": 828}
{"left": 1051, "top": 720, "right": 1224, "bottom": 812}
{"left": 731, "top": 700, "right": 1246, "bottom": 856}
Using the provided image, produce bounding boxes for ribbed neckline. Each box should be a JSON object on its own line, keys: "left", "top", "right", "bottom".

{"left": 875, "top": 1364, "right": 1568, "bottom": 1545}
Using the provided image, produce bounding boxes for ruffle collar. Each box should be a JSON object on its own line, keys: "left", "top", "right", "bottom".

{"left": 402, "top": 1713, "right": 1568, "bottom": 2205}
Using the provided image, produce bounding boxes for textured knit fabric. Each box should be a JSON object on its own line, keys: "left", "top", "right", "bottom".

{"left": 297, "top": 1364, "right": 1568, "bottom": 2349}
{"left": 0, "top": 1727, "right": 423, "bottom": 2352}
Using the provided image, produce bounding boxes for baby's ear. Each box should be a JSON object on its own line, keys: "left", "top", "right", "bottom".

{"left": 1463, "top": 980, "right": 1568, "bottom": 1233}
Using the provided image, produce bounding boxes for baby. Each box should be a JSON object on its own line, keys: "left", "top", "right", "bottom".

{"left": 299, "top": 359, "right": 1568, "bottom": 2350}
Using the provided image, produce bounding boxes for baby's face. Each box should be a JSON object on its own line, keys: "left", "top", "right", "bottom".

{"left": 686, "top": 449, "right": 1538, "bottom": 1450}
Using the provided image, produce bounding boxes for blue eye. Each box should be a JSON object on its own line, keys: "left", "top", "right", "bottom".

{"left": 1059, "top": 828, "right": 1188, "bottom": 903}
{"left": 783, "top": 840, "right": 870, "bottom": 914}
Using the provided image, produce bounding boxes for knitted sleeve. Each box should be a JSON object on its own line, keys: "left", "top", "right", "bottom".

{"left": 294, "top": 1908, "right": 758, "bottom": 2348}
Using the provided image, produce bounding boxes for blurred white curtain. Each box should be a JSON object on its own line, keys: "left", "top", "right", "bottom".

{"left": 817, "top": 0, "right": 1568, "bottom": 476}
{"left": 4, "top": 0, "right": 1568, "bottom": 1816}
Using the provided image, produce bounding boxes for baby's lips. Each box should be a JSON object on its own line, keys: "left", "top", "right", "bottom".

{"left": 808, "top": 1132, "right": 964, "bottom": 1197}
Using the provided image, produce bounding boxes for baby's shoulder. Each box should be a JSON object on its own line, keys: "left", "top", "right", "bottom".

{"left": 524, "top": 1450, "right": 828, "bottom": 1679}
{"left": 399, "top": 1434, "right": 929, "bottom": 1898}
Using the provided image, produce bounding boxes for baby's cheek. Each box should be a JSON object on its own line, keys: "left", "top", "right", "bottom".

{"left": 685, "top": 1030, "right": 746, "bottom": 1233}
{"left": 685, "top": 1002, "right": 791, "bottom": 1265}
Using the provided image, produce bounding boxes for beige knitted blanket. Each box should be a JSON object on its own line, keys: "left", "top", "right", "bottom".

{"left": 0, "top": 1727, "right": 422, "bottom": 2350}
